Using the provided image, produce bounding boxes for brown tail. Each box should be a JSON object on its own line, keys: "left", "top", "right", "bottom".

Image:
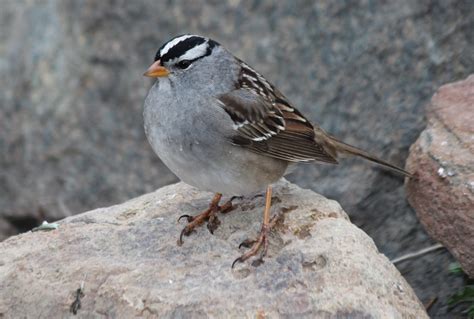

{"left": 328, "top": 136, "right": 413, "bottom": 178}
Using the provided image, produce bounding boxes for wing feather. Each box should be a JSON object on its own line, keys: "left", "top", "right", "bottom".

{"left": 217, "top": 61, "right": 337, "bottom": 164}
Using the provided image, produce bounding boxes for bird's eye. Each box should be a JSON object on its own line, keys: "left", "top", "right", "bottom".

{"left": 176, "top": 60, "right": 192, "bottom": 69}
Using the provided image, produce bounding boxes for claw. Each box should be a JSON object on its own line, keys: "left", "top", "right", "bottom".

{"left": 220, "top": 196, "right": 241, "bottom": 214}
{"left": 207, "top": 215, "right": 221, "bottom": 234}
{"left": 178, "top": 214, "right": 193, "bottom": 222}
{"left": 178, "top": 224, "right": 196, "bottom": 245}
{"left": 233, "top": 232, "right": 268, "bottom": 267}
{"left": 251, "top": 194, "right": 264, "bottom": 200}
{"left": 219, "top": 202, "right": 233, "bottom": 214}
{"left": 177, "top": 228, "right": 186, "bottom": 246}
{"left": 238, "top": 238, "right": 256, "bottom": 249}
{"left": 231, "top": 257, "right": 243, "bottom": 269}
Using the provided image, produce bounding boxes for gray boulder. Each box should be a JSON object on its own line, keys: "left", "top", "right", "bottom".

{"left": 0, "top": 180, "right": 427, "bottom": 318}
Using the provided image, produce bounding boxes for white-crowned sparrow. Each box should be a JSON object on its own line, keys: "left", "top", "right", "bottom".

{"left": 143, "top": 34, "right": 411, "bottom": 267}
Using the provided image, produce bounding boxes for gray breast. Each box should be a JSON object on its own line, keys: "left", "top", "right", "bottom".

{"left": 144, "top": 79, "right": 288, "bottom": 195}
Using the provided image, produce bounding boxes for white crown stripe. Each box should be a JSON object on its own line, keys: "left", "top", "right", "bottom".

{"left": 178, "top": 42, "right": 209, "bottom": 61}
{"left": 159, "top": 35, "right": 195, "bottom": 57}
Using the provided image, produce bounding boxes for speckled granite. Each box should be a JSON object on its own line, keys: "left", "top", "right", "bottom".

{"left": 0, "top": 180, "right": 427, "bottom": 318}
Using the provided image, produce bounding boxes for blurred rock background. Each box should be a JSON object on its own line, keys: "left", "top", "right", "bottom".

{"left": 0, "top": 0, "right": 472, "bottom": 317}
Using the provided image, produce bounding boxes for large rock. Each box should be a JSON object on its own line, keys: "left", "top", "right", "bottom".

{"left": 0, "top": 181, "right": 427, "bottom": 318}
{"left": 406, "top": 75, "right": 474, "bottom": 277}
{"left": 1, "top": 1, "right": 473, "bottom": 316}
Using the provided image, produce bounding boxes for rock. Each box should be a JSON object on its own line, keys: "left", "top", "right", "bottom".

{"left": 0, "top": 219, "right": 16, "bottom": 242}
{"left": 1, "top": 1, "right": 473, "bottom": 316}
{"left": 406, "top": 75, "right": 474, "bottom": 277}
{"left": 0, "top": 180, "right": 427, "bottom": 318}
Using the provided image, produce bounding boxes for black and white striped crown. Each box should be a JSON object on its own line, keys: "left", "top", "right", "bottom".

{"left": 155, "top": 34, "right": 219, "bottom": 64}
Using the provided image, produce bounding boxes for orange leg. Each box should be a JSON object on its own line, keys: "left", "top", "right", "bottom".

{"left": 232, "top": 185, "right": 275, "bottom": 268}
{"left": 177, "top": 193, "right": 236, "bottom": 246}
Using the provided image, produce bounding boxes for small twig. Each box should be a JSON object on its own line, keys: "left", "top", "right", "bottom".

{"left": 391, "top": 243, "right": 445, "bottom": 265}
{"left": 70, "top": 274, "right": 87, "bottom": 315}
{"left": 424, "top": 296, "right": 438, "bottom": 311}
{"left": 80, "top": 274, "right": 86, "bottom": 291}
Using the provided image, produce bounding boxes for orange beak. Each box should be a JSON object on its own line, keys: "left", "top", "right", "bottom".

{"left": 143, "top": 60, "right": 170, "bottom": 78}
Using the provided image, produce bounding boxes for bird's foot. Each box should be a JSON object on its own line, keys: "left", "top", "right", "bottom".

{"left": 177, "top": 194, "right": 237, "bottom": 246}
{"left": 232, "top": 214, "right": 280, "bottom": 268}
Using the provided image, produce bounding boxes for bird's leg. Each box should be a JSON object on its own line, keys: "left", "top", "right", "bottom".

{"left": 232, "top": 185, "right": 274, "bottom": 268}
{"left": 177, "top": 193, "right": 237, "bottom": 246}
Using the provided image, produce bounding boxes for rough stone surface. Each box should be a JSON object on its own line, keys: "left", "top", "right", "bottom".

{"left": 1, "top": 1, "right": 473, "bottom": 316}
{"left": 0, "top": 181, "right": 427, "bottom": 318}
{"left": 406, "top": 75, "right": 474, "bottom": 278}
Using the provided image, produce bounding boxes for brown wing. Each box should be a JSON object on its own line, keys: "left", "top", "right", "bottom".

{"left": 217, "top": 61, "right": 337, "bottom": 164}
{"left": 217, "top": 89, "right": 285, "bottom": 141}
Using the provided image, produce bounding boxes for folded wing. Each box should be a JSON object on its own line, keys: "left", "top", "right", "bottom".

{"left": 217, "top": 61, "right": 338, "bottom": 164}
